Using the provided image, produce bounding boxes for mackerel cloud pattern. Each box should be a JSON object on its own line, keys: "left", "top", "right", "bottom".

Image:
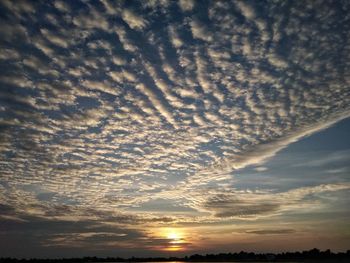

{"left": 0, "top": 0, "right": 350, "bottom": 248}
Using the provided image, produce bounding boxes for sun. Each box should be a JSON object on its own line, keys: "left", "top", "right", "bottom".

{"left": 167, "top": 231, "right": 180, "bottom": 240}
{"left": 158, "top": 228, "right": 186, "bottom": 251}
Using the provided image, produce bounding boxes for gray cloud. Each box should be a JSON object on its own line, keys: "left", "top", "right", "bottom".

{"left": 192, "top": 183, "right": 350, "bottom": 220}
{"left": 202, "top": 194, "right": 280, "bottom": 218}
{"left": 245, "top": 229, "right": 296, "bottom": 235}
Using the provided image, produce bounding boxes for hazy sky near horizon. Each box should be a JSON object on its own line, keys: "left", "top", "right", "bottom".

{"left": 0, "top": 0, "right": 350, "bottom": 258}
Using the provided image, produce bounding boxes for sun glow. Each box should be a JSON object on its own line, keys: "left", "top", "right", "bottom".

{"left": 159, "top": 228, "right": 186, "bottom": 251}
{"left": 167, "top": 231, "right": 180, "bottom": 240}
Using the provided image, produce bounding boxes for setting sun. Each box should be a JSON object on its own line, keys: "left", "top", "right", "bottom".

{"left": 156, "top": 228, "right": 187, "bottom": 252}
{"left": 167, "top": 231, "right": 180, "bottom": 241}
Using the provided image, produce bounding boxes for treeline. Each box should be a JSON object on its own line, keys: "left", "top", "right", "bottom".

{"left": 187, "top": 248, "right": 350, "bottom": 261}
{"left": 1, "top": 248, "right": 350, "bottom": 262}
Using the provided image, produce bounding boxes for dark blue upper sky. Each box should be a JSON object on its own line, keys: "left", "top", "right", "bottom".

{"left": 0, "top": 0, "right": 350, "bottom": 258}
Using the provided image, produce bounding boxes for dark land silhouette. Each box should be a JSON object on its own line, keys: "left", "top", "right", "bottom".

{"left": 1, "top": 248, "right": 350, "bottom": 262}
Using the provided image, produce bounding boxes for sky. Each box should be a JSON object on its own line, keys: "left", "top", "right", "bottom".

{"left": 0, "top": 0, "right": 350, "bottom": 258}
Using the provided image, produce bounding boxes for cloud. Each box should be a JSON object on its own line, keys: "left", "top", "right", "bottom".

{"left": 196, "top": 183, "right": 350, "bottom": 219}
{"left": 178, "top": 0, "right": 195, "bottom": 12}
{"left": 0, "top": 0, "right": 350, "bottom": 255}
{"left": 54, "top": 0, "right": 71, "bottom": 13}
{"left": 204, "top": 195, "right": 279, "bottom": 218}
{"left": 122, "top": 9, "right": 148, "bottom": 30}
{"left": 40, "top": 29, "right": 70, "bottom": 48}
{"left": 293, "top": 150, "right": 350, "bottom": 168}
{"left": 245, "top": 229, "right": 296, "bottom": 235}
{"left": 0, "top": 22, "right": 28, "bottom": 41}
{"left": 115, "top": 26, "right": 138, "bottom": 52}
{"left": 1, "top": 0, "right": 35, "bottom": 17}
{"left": 212, "top": 112, "right": 350, "bottom": 171}
{"left": 100, "top": 0, "right": 120, "bottom": 15}
{"left": 81, "top": 80, "right": 121, "bottom": 96}
{"left": 135, "top": 83, "right": 178, "bottom": 128}
{"left": 0, "top": 210, "right": 148, "bottom": 257}
{"left": 0, "top": 48, "right": 20, "bottom": 60}
{"left": 73, "top": 8, "right": 110, "bottom": 32}
{"left": 190, "top": 19, "right": 213, "bottom": 42}
{"left": 267, "top": 53, "right": 289, "bottom": 69}
{"left": 168, "top": 25, "right": 183, "bottom": 48}
{"left": 254, "top": 166, "right": 268, "bottom": 172}
{"left": 234, "top": 1, "right": 255, "bottom": 20}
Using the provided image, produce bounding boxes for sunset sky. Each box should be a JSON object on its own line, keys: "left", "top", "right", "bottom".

{"left": 0, "top": 0, "right": 350, "bottom": 258}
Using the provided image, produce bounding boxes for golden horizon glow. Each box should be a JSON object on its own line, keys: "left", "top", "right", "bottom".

{"left": 163, "top": 245, "right": 183, "bottom": 252}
